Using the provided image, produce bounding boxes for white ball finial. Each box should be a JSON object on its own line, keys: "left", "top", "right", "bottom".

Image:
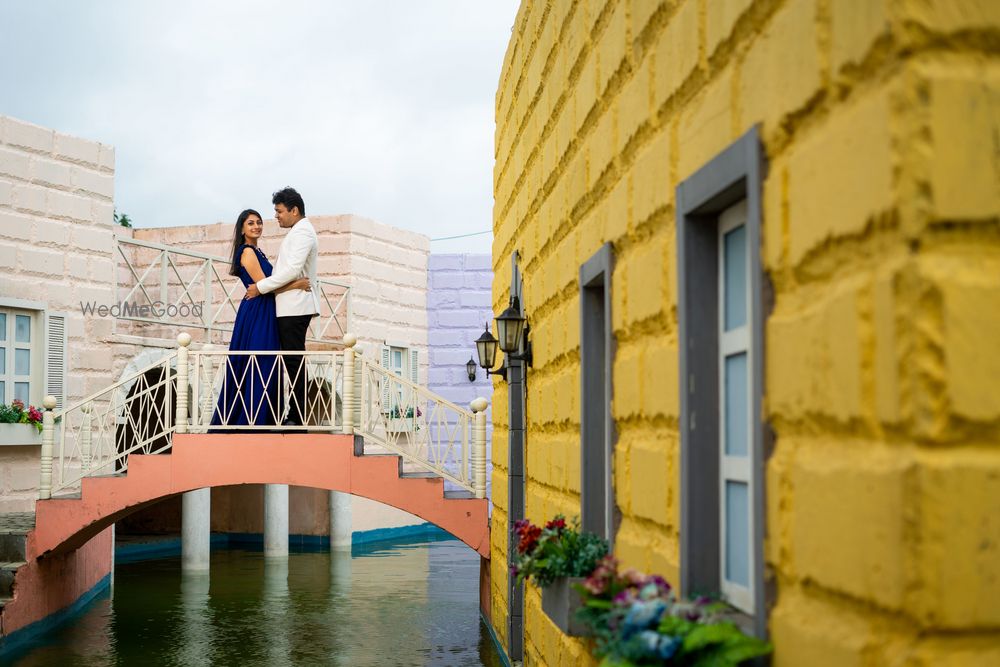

{"left": 177, "top": 332, "right": 192, "bottom": 347}
{"left": 470, "top": 397, "right": 489, "bottom": 413}
{"left": 343, "top": 333, "right": 358, "bottom": 348}
{"left": 43, "top": 395, "right": 58, "bottom": 410}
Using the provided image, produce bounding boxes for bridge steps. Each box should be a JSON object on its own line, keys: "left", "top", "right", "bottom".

{"left": 0, "top": 513, "right": 33, "bottom": 615}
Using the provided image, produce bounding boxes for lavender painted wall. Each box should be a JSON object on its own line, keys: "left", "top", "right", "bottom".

{"left": 427, "top": 254, "right": 494, "bottom": 500}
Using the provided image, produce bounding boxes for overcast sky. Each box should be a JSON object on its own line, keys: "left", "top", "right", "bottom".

{"left": 0, "top": 1, "right": 519, "bottom": 253}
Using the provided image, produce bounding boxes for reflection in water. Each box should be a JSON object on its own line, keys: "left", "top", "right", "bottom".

{"left": 263, "top": 558, "right": 290, "bottom": 665}
{"left": 3, "top": 536, "right": 502, "bottom": 667}
{"left": 179, "top": 572, "right": 211, "bottom": 666}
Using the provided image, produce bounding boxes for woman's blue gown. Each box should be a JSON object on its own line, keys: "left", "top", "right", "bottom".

{"left": 210, "top": 245, "right": 280, "bottom": 428}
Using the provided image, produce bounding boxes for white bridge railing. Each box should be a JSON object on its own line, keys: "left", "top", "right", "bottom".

{"left": 114, "top": 236, "right": 351, "bottom": 343}
{"left": 39, "top": 333, "right": 489, "bottom": 499}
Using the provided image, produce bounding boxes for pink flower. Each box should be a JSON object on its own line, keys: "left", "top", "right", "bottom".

{"left": 28, "top": 407, "right": 43, "bottom": 422}
{"left": 583, "top": 555, "right": 619, "bottom": 595}
{"left": 11, "top": 399, "right": 24, "bottom": 410}
{"left": 623, "top": 568, "right": 645, "bottom": 587}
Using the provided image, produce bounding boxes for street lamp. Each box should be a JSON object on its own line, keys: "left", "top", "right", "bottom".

{"left": 466, "top": 356, "right": 477, "bottom": 382}
{"left": 475, "top": 324, "right": 506, "bottom": 379}
{"left": 473, "top": 295, "right": 533, "bottom": 382}
{"left": 496, "top": 295, "right": 532, "bottom": 366}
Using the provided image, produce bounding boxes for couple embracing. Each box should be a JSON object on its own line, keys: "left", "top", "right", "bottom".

{"left": 210, "top": 187, "right": 319, "bottom": 430}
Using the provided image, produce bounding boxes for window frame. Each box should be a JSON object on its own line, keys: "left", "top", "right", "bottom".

{"left": 675, "top": 127, "right": 768, "bottom": 636}
{"left": 579, "top": 243, "right": 617, "bottom": 544}
{"left": 0, "top": 299, "right": 47, "bottom": 406}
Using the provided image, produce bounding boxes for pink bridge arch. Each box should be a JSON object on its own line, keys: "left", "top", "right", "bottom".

{"left": 31, "top": 434, "right": 489, "bottom": 559}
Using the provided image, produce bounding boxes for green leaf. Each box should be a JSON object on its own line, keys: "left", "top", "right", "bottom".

{"left": 719, "top": 639, "right": 772, "bottom": 663}
{"left": 682, "top": 623, "right": 743, "bottom": 652}
{"left": 585, "top": 599, "right": 615, "bottom": 610}
{"left": 658, "top": 615, "right": 695, "bottom": 636}
{"left": 598, "top": 656, "right": 638, "bottom": 667}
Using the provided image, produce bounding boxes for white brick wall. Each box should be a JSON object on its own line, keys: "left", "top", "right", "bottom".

{"left": 131, "top": 213, "right": 431, "bottom": 372}
{"left": 0, "top": 115, "right": 118, "bottom": 429}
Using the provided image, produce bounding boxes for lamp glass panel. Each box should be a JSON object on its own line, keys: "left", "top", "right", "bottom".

{"left": 476, "top": 338, "right": 497, "bottom": 369}
{"left": 497, "top": 316, "right": 524, "bottom": 353}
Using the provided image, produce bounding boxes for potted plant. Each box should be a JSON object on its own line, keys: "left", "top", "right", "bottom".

{"left": 574, "top": 556, "right": 772, "bottom": 666}
{"left": 511, "top": 515, "right": 609, "bottom": 635}
{"left": 0, "top": 399, "right": 45, "bottom": 446}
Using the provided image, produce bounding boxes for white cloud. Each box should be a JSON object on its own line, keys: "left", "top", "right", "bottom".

{"left": 0, "top": 0, "right": 519, "bottom": 254}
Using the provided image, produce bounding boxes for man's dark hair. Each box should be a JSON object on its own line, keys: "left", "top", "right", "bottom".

{"left": 272, "top": 187, "right": 305, "bottom": 216}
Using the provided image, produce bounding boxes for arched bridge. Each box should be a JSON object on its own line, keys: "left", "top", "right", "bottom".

{"left": 33, "top": 335, "right": 491, "bottom": 559}
{"left": 33, "top": 434, "right": 489, "bottom": 558}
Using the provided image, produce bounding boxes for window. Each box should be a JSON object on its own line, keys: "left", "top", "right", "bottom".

{"left": 718, "top": 201, "right": 753, "bottom": 611}
{"left": 580, "top": 243, "right": 616, "bottom": 542}
{"left": 0, "top": 309, "right": 36, "bottom": 405}
{"left": 676, "top": 128, "right": 767, "bottom": 632}
{"left": 0, "top": 301, "right": 67, "bottom": 409}
{"left": 380, "top": 343, "right": 418, "bottom": 411}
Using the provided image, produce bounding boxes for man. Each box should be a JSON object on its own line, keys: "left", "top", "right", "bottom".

{"left": 246, "top": 187, "right": 320, "bottom": 427}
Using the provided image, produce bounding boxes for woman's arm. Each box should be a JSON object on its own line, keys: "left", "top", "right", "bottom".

{"left": 241, "top": 247, "right": 266, "bottom": 285}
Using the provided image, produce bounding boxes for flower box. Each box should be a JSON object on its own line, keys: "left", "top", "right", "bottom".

{"left": 384, "top": 417, "right": 417, "bottom": 433}
{"left": 541, "top": 576, "right": 589, "bottom": 636}
{"left": 0, "top": 423, "right": 42, "bottom": 447}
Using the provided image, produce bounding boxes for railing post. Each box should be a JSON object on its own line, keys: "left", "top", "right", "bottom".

{"left": 342, "top": 333, "right": 357, "bottom": 435}
{"left": 176, "top": 332, "right": 192, "bottom": 434}
{"left": 199, "top": 346, "right": 215, "bottom": 431}
{"left": 80, "top": 403, "right": 93, "bottom": 472}
{"left": 39, "top": 395, "right": 57, "bottom": 500}
{"left": 470, "top": 397, "right": 489, "bottom": 499}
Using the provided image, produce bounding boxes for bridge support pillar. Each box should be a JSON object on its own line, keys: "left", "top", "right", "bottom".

{"left": 182, "top": 488, "right": 211, "bottom": 570}
{"left": 264, "top": 484, "right": 289, "bottom": 557}
{"left": 329, "top": 490, "right": 352, "bottom": 550}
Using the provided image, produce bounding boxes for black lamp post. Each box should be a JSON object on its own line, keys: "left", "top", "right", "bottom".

{"left": 466, "top": 356, "right": 477, "bottom": 382}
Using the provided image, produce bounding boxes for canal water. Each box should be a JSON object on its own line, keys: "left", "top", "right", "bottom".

{"left": 4, "top": 534, "right": 504, "bottom": 666}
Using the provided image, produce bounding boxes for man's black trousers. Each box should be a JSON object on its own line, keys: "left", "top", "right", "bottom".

{"left": 277, "top": 314, "right": 314, "bottom": 425}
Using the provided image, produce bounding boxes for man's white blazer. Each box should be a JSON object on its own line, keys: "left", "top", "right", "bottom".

{"left": 256, "top": 217, "right": 321, "bottom": 317}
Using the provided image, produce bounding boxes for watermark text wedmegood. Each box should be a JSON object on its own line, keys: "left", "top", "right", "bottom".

{"left": 80, "top": 301, "right": 203, "bottom": 318}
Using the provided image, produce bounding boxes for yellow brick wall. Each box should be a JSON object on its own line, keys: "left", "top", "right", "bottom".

{"left": 491, "top": 1, "right": 1000, "bottom": 665}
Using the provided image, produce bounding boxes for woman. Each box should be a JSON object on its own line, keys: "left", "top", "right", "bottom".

{"left": 210, "top": 209, "right": 310, "bottom": 428}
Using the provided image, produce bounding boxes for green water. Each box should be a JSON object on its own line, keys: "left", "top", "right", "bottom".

{"left": 5, "top": 536, "right": 504, "bottom": 666}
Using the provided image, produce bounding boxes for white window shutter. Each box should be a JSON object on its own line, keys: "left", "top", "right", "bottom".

{"left": 409, "top": 349, "right": 418, "bottom": 385}
{"left": 45, "top": 312, "right": 67, "bottom": 409}
{"left": 380, "top": 345, "right": 390, "bottom": 411}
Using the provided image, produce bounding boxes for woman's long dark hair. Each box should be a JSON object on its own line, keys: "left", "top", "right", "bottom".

{"left": 229, "top": 209, "right": 262, "bottom": 276}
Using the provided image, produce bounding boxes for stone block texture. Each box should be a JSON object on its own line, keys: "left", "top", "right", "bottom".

{"left": 0, "top": 116, "right": 116, "bottom": 457}
{"left": 427, "top": 254, "right": 494, "bottom": 499}
{"left": 491, "top": 0, "right": 1000, "bottom": 664}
